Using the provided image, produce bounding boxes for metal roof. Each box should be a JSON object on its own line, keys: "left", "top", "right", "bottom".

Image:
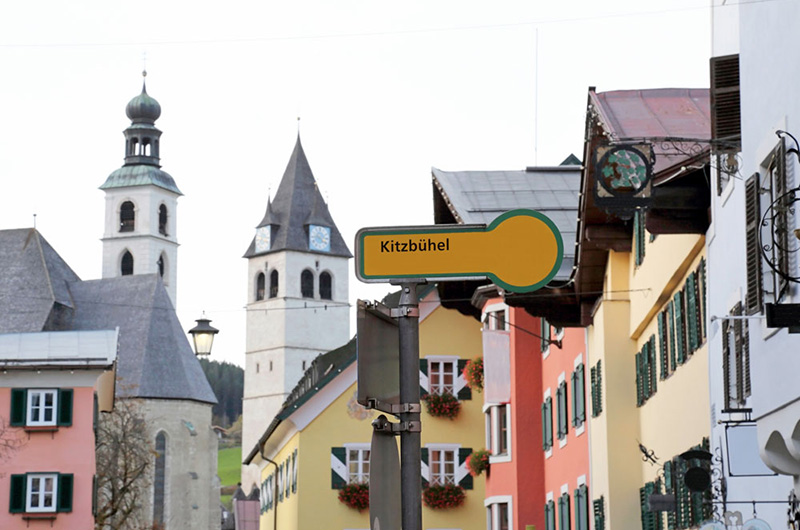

{"left": 0, "top": 329, "right": 118, "bottom": 368}
{"left": 431, "top": 165, "right": 581, "bottom": 282}
{"left": 100, "top": 165, "right": 182, "bottom": 195}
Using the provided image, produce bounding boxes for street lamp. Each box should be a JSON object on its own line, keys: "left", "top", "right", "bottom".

{"left": 188, "top": 316, "right": 219, "bottom": 356}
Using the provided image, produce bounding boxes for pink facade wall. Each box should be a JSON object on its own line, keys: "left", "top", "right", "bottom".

{"left": 541, "top": 324, "right": 590, "bottom": 530}
{"left": 0, "top": 386, "right": 97, "bottom": 529}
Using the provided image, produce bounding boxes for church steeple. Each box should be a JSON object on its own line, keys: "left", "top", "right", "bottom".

{"left": 100, "top": 74, "right": 182, "bottom": 307}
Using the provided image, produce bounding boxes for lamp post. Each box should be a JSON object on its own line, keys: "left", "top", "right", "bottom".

{"left": 188, "top": 316, "right": 219, "bottom": 356}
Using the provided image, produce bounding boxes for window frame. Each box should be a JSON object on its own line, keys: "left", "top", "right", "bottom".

{"left": 26, "top": 473, "right": 58, "bottom": 513}
{"left": 485, "top": 495, "right": 513, "bottom": 530}
{"left": 428, "top": 357, "right": 458, "bottom": 396}
{"left": 26, "top": 389, "right": 58, "bottom": 427}
{"left": 427, "top": 444, "right": 458, "bottom": 486}
{"left": 485, "top": 403, "right": 511, "bottom": 462}
{"left": 119, "top": 200, "right": 135, "bottom": 232}
{"left": 301, "top": 269, "right": 315, "bottom": 299}
{"left": 345, "top": 444, "right": 371, "bottom": 484}
{"left": 319, "top": 271, "right": 333, "bottom": 300}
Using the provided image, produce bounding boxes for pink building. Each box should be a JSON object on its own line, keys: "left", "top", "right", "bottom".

{"left": 0, "top": 330, "right": 117, "bottom": 528}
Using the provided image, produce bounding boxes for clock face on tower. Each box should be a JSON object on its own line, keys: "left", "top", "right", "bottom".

{"left": 309, "top": 225, "right": 331, "bottom": 252}
{"left": 255, "top": 226, "right": 271, "bottom": 253}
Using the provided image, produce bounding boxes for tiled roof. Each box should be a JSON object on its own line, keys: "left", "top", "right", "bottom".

{"left": 431, "top": 164, "right": 581, "bottom": 282}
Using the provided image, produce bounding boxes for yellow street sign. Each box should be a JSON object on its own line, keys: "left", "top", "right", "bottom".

{"left": 355, "top": 209, "right": 563, "bottom": 293}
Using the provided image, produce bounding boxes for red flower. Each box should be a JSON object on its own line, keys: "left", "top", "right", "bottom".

{"left": 463, "top": 357, "right": 484, "bottom": 393}
{"left": 422, "top": 484, "right": 466, "bottom": 509}
{"left": 466, "top": 449, "right": 490, "bottom": 477}
{"left": 421, "top": 392, "right": 461, "bottom": 419}
{"left": 338, "top": 483, "right": 369, "bottom": 511}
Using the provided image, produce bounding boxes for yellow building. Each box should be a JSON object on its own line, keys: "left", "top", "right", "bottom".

{"left": 571, "top": 88, "right": 713, "bottom": 529}
{"left": 244, "top": 285, "right": 486, "bottom": 530}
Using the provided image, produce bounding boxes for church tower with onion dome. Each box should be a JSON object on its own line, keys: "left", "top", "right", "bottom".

{"left": 100, "top": 72, "right": 182, "bottom": 307}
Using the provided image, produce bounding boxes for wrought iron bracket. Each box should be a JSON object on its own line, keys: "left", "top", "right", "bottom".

{"left": 391, "top": 306, "right": 420, "bottom": 318}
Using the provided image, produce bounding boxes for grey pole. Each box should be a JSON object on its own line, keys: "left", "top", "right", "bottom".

{"left": 398, "top": 282, "right": 421, "bottom": 530}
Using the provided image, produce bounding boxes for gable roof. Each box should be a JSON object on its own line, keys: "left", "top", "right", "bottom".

{"left": 244, "top": 136, "right": 352, "bottom": 258}
{"left": 0, "top": 228, "right": 216, "bottom": 404}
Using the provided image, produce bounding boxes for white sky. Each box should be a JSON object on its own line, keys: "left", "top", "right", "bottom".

{"left": 0, "top": 0, "right": 717, "bottom": 367}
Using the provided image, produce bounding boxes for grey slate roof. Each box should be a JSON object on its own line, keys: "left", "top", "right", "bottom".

{"left": 244, "top": 136, "right": 352, "bottom": 258}
{"left": 100, "top": 165, "right": 182, "bottom": 195}
{"left": 431, "top": 164, "right": 581, "bottom": 282}
{"left": 0, "top": 228, "right": 215, "bottom": 404}
{"left": 0, "top": 229, "right": 80, "bottom": 333}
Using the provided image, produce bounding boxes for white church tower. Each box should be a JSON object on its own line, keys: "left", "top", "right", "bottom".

{"left": 242, "top": 135, "right": 351, "bottom": 456}
{"left": 100, "top": 73, "right": 181, "bottom": 307}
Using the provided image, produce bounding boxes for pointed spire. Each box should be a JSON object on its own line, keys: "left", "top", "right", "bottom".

{"left": 257, "top": 197, "right": 279, "bottom": 228}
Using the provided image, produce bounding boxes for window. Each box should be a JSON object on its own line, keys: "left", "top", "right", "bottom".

{"left": 590, "top": 360, "right": 603, "bottom": 417}
{"left": 158, "top": 204, "right": 168, "bottom": 236}
{"left": 558, "top": 492, "right": 571, "bottom": 530}
{"left": 574, "top": 484, "right": 589, "bottom": 530}
{"left": 639, "top": 480, "right": 662, "bottom": 530}
{"left": 556, "top": 381, "right": 568, "bottom": 440}
{"left": 486, "top": 404, "right": 510, "bottom": 458}
{"left": 301, "top": 269, "right": 314, "bottom": 298}
{"left": 9, "top": 473, "right": 73, "bottom": 514}
{"left": 347, "top": 446, "right": 370, "bottom": 484}
{"left": 319, "top": 271, "right": 332, "bottom": 300}
{"left": 723, "top": 301, "right": 751, "bottom": 408}
{"left": 593, "top": 497, "right": 606, "bottom": 530}
{"left": 157, "top": 254, "right": 165, "bottom": 278}
{"left": 571, "top": 364, "right": 586, "bottom": 429}
{"left": 487, "top": 501, "right": 511, "bottom": 530}
{"left": 119, "top": 201, "right": 135, "bottom": 232}
{"left": 429, "top": 448, "right": 456, "bottom": 485}
{"left": 663, "top": 441, "right": 714, "bottom": 529}
{"left": 541, "top": 396, "right": 553, "bottom": 451}
{"left": 635, "top": 336, "right": 657, "bottom": 406}
{"left": 745, "top": 173, "right": 763, "bottom": 314}
{"left": 121, "top": 251, "right": 134, "bottom": 276}
{"left": 634, "top": 210, "right": 646, "bottom": 267}
{"left": 544, "top": 499, "right": 556, "bottom": 530}
{"left": 710, "top": 54, "right": 741, "bottom": 152}
{"left": 270, "top": 270, "right": 279, "bottom": 298}
{"left": 256, "top": 272, "right": 265, "bottom": 301}
{"left": 153, "top": 431, "right": 166, "bottom": 525}
{"left": 10, "top": 388, "right": 72, "bottom": 428}
{"left": 541, "top": 318, "right": 551, "bottom": 354}
{"left": 429, "top": 360, "right": 457, "bottom": 396}
{"left": 484, "top": 309, "right": 508, "bottom": 331}
{"left": 761, "top": 140, "right": 793, "bottom": 304}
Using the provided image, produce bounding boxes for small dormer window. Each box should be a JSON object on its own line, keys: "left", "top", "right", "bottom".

{"left": 320, "top": 272, "right": 332, "bottom": 300}
{"left": 121, "top": 251, "right": 134, "bottom": 276}
{"left": 120, "top": 201, "right": 135, "bottom": 232}
{"left": 158, "top": 205, "right": 168, "bottom": 236}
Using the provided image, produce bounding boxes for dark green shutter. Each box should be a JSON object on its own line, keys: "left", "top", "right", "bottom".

{"left": 58, "top": 473, "right": 73, "bottom": 512}
{"left": 634, "top": 210, "right": 645, "bottom": 266}
{"left": 10, "top": 388, "right": 26, "bottom": 426}
{"left": 58, "top": 388, "right": 73, "bottom": 426}
{"left": 9, "top": 474, "right": 25, "bottom": 513}
{"left": 457, "top": 359, "right": 472, "bottom": 400}
{"left": 572, "top": 364, "right": 585, "bottom": 426}
{"left": 331, "top": 447, "right": 346, "bottom": 489}
{"left": 590, "top": 365, "right": 598, "bottom": 417}
{"left": 541, "top": 318, "right": 551, "bottom": 352}
{"left": 649, "top": 336, "right": 657, "bottom": 396}
{"left": 545, "top": 500, "right": 556, "bottom": 530}
{"left": 419, "top": 359, "right": 429, "bottom": 398}
{"left": 593, "top": 497, "right": 605, "bottom": 530}
{"left": 575, "top": 485, "right": 589, "bottom": 530}
{"left": 658, "top": 313, "right": 668, "bottom": 379}
{"left": 700, "top": 259, "right": 707, "bottom": 339}
{"left": 458, "top": 448, "right": 473, "bottom": 490}
{"left": 542, "top": 397, "right": 553, "bottom": 451}
{"left": 556, "top": 382, "right": 568, "bottom": 439}
{"left": 93, "top": 393, "right": 99, "bottom": 437}
{"left": 674, "top": 292, "right": 685, "bottom": 364}
{"left": 635, "top": 351, "right": 643, "bottom": 406}
{"left": 559, "top": 493, "right": 571, "bottom": 530}
{"left": 687, "top": 274, "right": 698, "bottom": 353}
{"left": 664, "top": 461, "right": 676, "bottom": 529}
{"left": 92, "top": 475, "right": 97, "bottom": 516}
{"left": 667, "top": 302, "right": 677, "bottom": 371}
{"left": 292, "top": 450, "right": 298, "bottom": 493}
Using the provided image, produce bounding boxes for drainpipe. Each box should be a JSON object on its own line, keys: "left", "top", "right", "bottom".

{"left": 259, "top": 445, "right": 279, "bottom": 530}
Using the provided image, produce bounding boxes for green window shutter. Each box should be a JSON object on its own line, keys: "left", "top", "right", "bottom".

{"left": 635, "top": 352, "right": 643, "bottom": 406}
{"left": 649, "top": 336, "right": 657, "bottom": 396}
{"left": 674, "top": 292, "right": 686, "bottom": 364}
{"left": 687, "top": 274, "right": 698, "bottom": 353}
{"left": 542, "top": 397, "right": 553, "bottom": 450}
{"left": 58, "top": 473, "right": 74, "bottom": 512}
{"left": 640, "top": 485, "right": 650, "bottom": 530}
{"left": 575, "top": 485, "right": 589, "bottom": 530}
{"left": 664, "top": 461, "right": 676, "bottom": 530}
{"left": 642, "top": 343, "right": 650, "bottom": 400}
{"left": 700, "top": 258, "right": 707, "bottom": 339}
{"left": 556, "top": 382, "right": 568, "bottom": 439}
{"left": 58, "top": 388, "right": 73, "bottom": 426}
{"left": 278, "top": 463, "right": 284, "bottom": 501}
{"left": 458, "top": 448, "right": 473, "bottom": 490}
{"left": 596, "top": 360, "right": 603, "bottom": 416}
{"left": 9, "top": 474, "right": 25, "bottom": 513}
{"left": 572, "top": 364, "right": 585, "bottom": 425}
{"left": 420, "top": 447, "right": 429, "bottom": 488}
{"left": 292, "top": 449, "right": 298, "bottom": 493}
{"left": 667, "top": 302, "right": 677, "bottom": 371}
{"left": 658, "top": 312, "right": 668, "bottom": 379}
{"left": 10, "top": 388, "right": 26, "bottom": 426}
{"left": 92, "top": 474, "right": 97, "bottom": 516}
{"left": 419, "top": 359, "right": 429, "bottom": 398}
{"left": 590, "top": 365, "right": 598, "bottom": 417}
{"left": 457, "top": 359, "right": 472, "bottom": 400}
{"left": 559, "top": 493, "right": 571, "bottom": 530}
{"left": 545, "top": 500, "right": 556, "bottom": 530}
{"left": 593, "top": 497, "right": 605, "bottom": 530}
{"left": 634, "top": 210, "right": 645, "bottom": 267}
{"left": 331, "top": 447, "right": 346, "bottom": 489}
{"left": 541, "top": 318, "right": 551, "bottom": 352}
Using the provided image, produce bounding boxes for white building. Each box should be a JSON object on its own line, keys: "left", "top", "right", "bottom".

{"left": 708, "top": 1, "right": 799, "bottom": 526}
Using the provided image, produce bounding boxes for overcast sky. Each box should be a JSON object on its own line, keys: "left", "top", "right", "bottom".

{"left": 0, "top": 0, "right": 717, "bottom": 366}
